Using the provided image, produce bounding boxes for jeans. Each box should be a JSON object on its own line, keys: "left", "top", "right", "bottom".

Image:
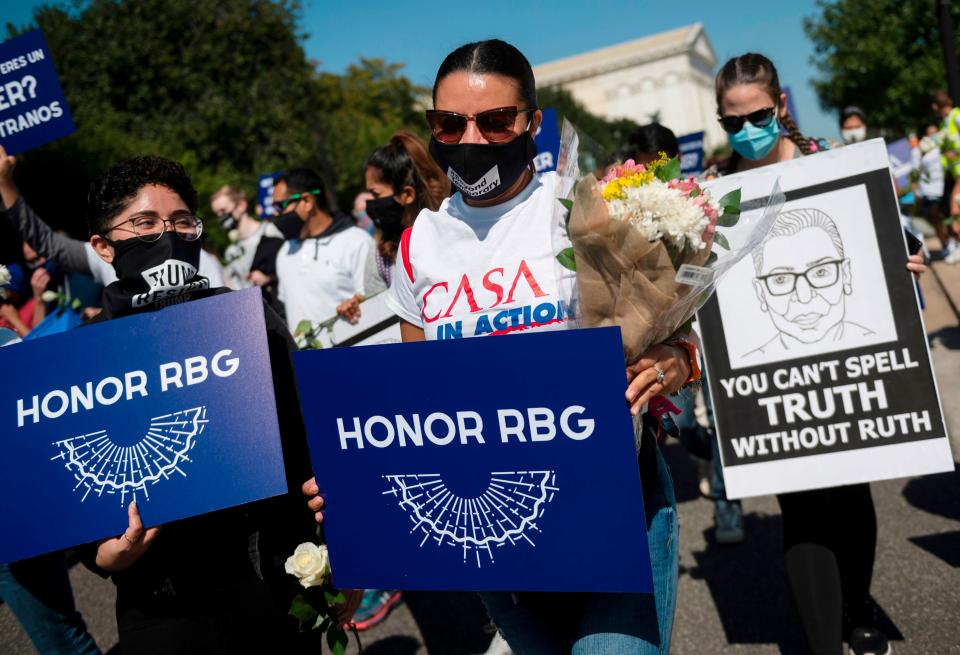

{"left": 0, "top": 552, "right": 101, "bottom": 655}
{"left": 479, "top": 438, "right": 679, "bottom": 654}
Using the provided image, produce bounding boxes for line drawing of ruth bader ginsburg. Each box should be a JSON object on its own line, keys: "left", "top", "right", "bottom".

{"left": 745, "top": 207, "right": 874, "bottom": 358}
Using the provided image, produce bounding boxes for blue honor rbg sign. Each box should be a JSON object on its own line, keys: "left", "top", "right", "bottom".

{"left": 0, "top": 289, "right": 288, "bottom": 563}
{"left": 293, "top": 327, "right": 653, "bottom": 592}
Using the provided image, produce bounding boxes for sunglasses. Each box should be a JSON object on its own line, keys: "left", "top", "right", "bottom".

{"left": 425, "top": 106, "right": 537, "bottom": 144}
{"left": 718, "top": 106, "right": 777, "bottom": 134}
{"left": 272, "top": 189, "right": 321, "bottom": 214}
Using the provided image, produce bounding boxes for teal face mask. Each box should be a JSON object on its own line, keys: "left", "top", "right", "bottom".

{"left": 729, "top": 120, "right": 780, "bottom": 160}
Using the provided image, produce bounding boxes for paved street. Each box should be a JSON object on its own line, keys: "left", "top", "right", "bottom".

{"left": 2, "top": 247, "right": 958, "bottom": 655}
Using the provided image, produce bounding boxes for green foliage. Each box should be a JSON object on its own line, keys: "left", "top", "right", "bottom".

{"left": 804, "top": 0, "right": 960, "bottom": 134}
{"left": 716, "top": 188, "right": 741, "bottom": 228}
{"left": 654, "top": 156, "right": 681, "bottom": 183}
{"left": 712, "top": 231, "right": 729, "bottom": 250}
{"left": 8, "top": 0, "right": 426, "bottom": 237}
{"left": 556, "top": 247, "right": 576, "bottom": 271}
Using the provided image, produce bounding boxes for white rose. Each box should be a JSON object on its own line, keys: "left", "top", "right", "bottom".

{"left": 227, "top": 229, "right": 240, "bottom": 242}
{"left": 41, "top": 290, "right": 58, "bottom": 303}
{"left": 0, "top": 264, "right": 10, "bottom": 286}
{"left": 284, "top": 542, "right": 330, "bottom": 589}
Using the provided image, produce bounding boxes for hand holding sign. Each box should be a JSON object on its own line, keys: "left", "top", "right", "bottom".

{"left": 94, "top": 501, "right": 161, "bottom": 572}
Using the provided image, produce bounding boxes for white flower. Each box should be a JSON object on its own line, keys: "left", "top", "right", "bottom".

{"left": 227, "top": 229, "right": 240, "bottom": 242}
{"left": 284, "top": 542, "right": 330, "bottom": 589}
{"left": 41, "top": 290, "right": 58, "bottom": 302}
{"left": 0, "top": 264, "right": 10, "bottom": 287}
{"left": 606, "top": 180, "right": 712, "bottom": 250}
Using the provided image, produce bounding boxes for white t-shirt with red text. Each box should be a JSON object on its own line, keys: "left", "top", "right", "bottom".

{"left": 387, "top": 172, "right": 576, "bottom": 341}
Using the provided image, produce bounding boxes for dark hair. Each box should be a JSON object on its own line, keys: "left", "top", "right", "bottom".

{"left": 932, "top": 89, "right": 953, "bottom": 108}
{"left": 86, "top": 156, "right": 198, "bottom": 236}
{"left": 715, "top": 53, "right": 815, "bottom": 156}
{"left": 627, "top": 122, "right": 680, "bottom": 159}
{"left": 840, "top": 105, "right": 866, "bottom": 126}
{"left": 367, "top": 131, "right": 451, "bottom": 261}
{"left": 277, "top": 167, "right": 328, "bottom": 212}
{"left": 433, "top": 39, "right": 537, "bottom": 108}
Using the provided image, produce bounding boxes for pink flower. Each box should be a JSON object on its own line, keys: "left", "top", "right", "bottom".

{"left": 600, "top": 159, "right": 647, "bottom": 184}
{"left": 667, "top": 177, "right": 699, "bottom": 197}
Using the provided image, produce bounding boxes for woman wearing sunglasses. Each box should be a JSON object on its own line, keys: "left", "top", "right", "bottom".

{"left": 391, "top": 39, "right": 688, "bottom": 654}
{"left": 715, "top": 53, "right": 924, "bottom": 655}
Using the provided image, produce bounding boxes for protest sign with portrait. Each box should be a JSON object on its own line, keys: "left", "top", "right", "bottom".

{"left": 699, "top": 139, "right": 952, "bottom": 499}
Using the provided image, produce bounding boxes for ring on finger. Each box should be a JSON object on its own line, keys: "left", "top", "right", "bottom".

{"left": 653, "top": 365, "right": 666, "bottom": 385}
{"left": 122, "top": 532, "right": 139, "bottom": 546}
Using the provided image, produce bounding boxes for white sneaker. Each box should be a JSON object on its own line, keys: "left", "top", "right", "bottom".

{"left": 945, "top": 246, "right": 960, "bottom": 264}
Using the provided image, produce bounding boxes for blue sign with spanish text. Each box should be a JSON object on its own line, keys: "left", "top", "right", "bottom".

{"left": 293, "top": 327, "right": 653, "bottom": 592}
{"left": 0, "top": 31, "right": 75, "bottom": 155}
{"left": 0, "top": 288, "right": 288, "bottom": 563}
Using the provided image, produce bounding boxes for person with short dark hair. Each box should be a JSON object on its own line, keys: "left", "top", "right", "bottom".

{"left": 272, "top": 168, "right": 374, "bottom": 333}
{"left": 79, "top": 155, "right": 357, "bottom": 652}
{"left": 627, "top": 122, "right": 680, "bottom": 164}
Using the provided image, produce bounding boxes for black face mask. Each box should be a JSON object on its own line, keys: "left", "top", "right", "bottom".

{"left": 365, "top": 195, "right": 406, "bottom": 239}
{"left": 273, "top": 210, "right": 304, "bottom": 241}
{"left": 217, "top": 210, "right": 238, "bottom": 231}
{"left": 429, "top": 133, "right": 537, "bottom": 201}
{"left": 100, "top": 232, "right": 209, "bottom": 318}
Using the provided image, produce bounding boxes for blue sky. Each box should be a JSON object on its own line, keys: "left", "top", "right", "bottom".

{"left": 7, "top": 0, "right": 840, "bottom": 140}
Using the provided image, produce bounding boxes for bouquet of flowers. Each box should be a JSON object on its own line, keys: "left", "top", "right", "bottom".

{"left": 554, "top": 122, "right": 783, "bottom": 364}
{"left": 284, "top": 542, "right": 362, "bottom": 654}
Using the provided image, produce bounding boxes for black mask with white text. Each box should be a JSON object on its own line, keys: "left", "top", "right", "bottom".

{"left": 100, "top": 233, "right": 209, "bottom": 318}
{"left": 429, "top": 133, "right": 537, "bottom": 201}
{"left": 365, "top": 195, "right": 406, "bottom": 240}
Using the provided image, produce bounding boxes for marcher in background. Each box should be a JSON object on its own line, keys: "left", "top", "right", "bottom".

{"left": 337, "top": 131, "right": 450, "bottom": 325}
{"left": 839, "top": 106, "right": 868, "bottom": 145}
{"left": 932, "top": 90, "right": 960, "bottom": 261}
{"left": 626, "top": 122, "right": 680, "bottom": 164}
{"left": 715, "top": 52, "right": 924, "bottom": 655}
{"left": 273, "top": 168, "right": 373, "bottom": 333}
{"left": 911, "top": 123, "right": 956, "bottom": 262}
{"left": 210, "top": 185, "right": 285, "bottom": 291}
{"left": 352, "top": 191, "right": 376, "bottom": 235}
{"left": 0, "top": 145, "right": 225, "bottom": 293}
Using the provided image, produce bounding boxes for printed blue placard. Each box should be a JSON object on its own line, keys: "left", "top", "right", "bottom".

{"left": 0, "top": 288, "right": 287, "bottom": 563}
{"left": 0, "top": 31, "right": 76, "bottom": 155}
{"left": 534, "top": 108, "right": 561, "bottom": 174}
{"left": 257, "top": 170, "right": 282, "bottom": 217}
{"left": 678, "top": 131, "right": 705, "bottom": 176}
{"left": 293, "top": 327, "right": 653, "bottom": 592}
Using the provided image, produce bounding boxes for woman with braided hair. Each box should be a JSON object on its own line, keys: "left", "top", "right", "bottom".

{"left": 713, "top": 53, "right": 924, "bottom": 655}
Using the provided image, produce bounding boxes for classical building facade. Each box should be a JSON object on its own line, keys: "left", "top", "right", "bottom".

{"left": 533, "top": 23, "right": 727, "bottom": 152}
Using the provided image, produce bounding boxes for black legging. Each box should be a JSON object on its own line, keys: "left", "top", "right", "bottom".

{"left": 776, "top": 483, "right": 877, "bottom": 655}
